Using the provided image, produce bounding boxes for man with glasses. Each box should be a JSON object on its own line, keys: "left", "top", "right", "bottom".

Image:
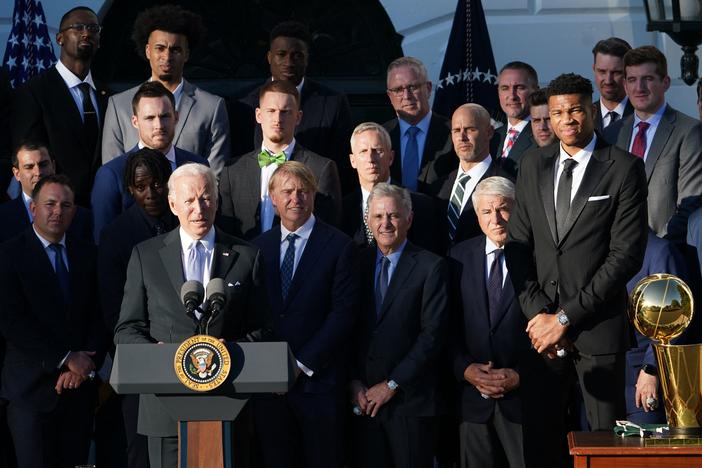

{"left": 383, "top": 57, "right": 456, "bottom": 197}
{"left": 12, "top": 6, "right": 110, "bottom": 206}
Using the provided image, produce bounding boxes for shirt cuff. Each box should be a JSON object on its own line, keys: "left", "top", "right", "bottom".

{"left": 58, "top": 350, "right": 71, "bottom": 369}
{"left": 296, "top": 360, "right": 314, "bottom": 377}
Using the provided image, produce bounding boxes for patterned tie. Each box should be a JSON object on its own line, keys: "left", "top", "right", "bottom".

{"left": 631, "top": 121, "right": 650, "bottom": 159}
{"left": 363, "top": 201, "right": 375, "bottom": 246}
{"left": 605, "top": 110, "right": 619, "bottom": 128}
{"left": 487, "top": 249, "right": 504, "bottom": 327}
{"left": 49, "top": 243, "right": 70, "bottom": 303}
{"left": 556, "top": 159, "right": 578, "bottom": 242}
{"left": 375, "top": 256, "right": 390, "bottom": 317}
{"left": 78, "top": 82, "right": 99, "bottom": 156}
{"left": 447, "top": 173, "right": 471, "bottom": 241}
{"left": 280, "top": 233, "right": 298, "bottom": 300}
{"left": 185, "top": 241, "right": 204, "bottom": 284}
{"left": 258, "top": 150, "right": 286, "bottom": 168}
{"left": 402, "top": 126, "right": 420, "bottom": 191}
{"left": 501, "top": 128, "right": 520, "bottom": 158}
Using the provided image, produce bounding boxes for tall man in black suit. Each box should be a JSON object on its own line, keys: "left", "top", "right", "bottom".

{"left": 591, "top": 37, "right": 633, "bottom": 135}
{"left": 506, "top": 73, "right": 647, "bottom": 467}
{"left": 115, "top": 163, "right": 269, "bottom": 468}
{"left": 350, "top": 183, "right": 449, "bottom": 468}
{"left": 12, "top": 7, "right": 110, "bottom": 206}
{"left": 384, "top": 57, "right": 456, "bottom": 196}
{"left": 220, "top": 79, "right": 342, "bottom": 240}
{"left": 450, "top": 176, "right": 529, "bottom": 468}
{"left": 0, "top": 174, "right": 105, "bottom": 468}
{"left": 252, "top": 161, "right": 358, "bottom": 468}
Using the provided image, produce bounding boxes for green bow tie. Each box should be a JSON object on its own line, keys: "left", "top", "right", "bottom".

{"left": 258, "top": 150, "right": 286, "bottom": 168}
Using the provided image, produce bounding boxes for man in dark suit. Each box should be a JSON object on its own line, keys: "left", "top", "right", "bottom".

{"left": 0, "top": 174, "right": 105, "bottom": 468}
{"left": 114, "top": 163, "right": 269, "bottom": 468}
{"left": 251, "top": 161, "right": 358, "bottom": 468}
{"left": 383, "top": 57, "right": 456, "bottom": 197}
{"left": 506, "top": 73, "right": 647, "bottom": 467}
{"left": 528, "top": 89, "right": 557, "bottom": 148}
{"left": 592, "top": 38, "right": 634, "bottom": 135}
{"left": 237, "top": 21, "right": 354, "bottom": 192}
{"left": 220, "top": 79, "right": 342, "bottom": 240}
{"left": 12, "top": 7, "right": 110, "bottom": 206}
{"left": 493, "top": 61, "right": 538, "bottom": 178}
{"left": 343, "top": 121, "right": 438, "bottom": 252}
{"left": 605, "top": 45, "right": 702, "bottom": 244}
{"left": 91, "top": 81, "right": 207, "bottom": 242}
{"left": 350, "top": 183, "right": 449, "bottom": 468}
{"left": 450, "top": 176, "right": 529, "bottom": 468}
{"left": 0, "top": 141, "right": 92, "bottom": 243}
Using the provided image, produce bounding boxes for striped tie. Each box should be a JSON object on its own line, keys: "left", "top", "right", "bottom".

{"left": 447, "top": 173, "right": 471, "bottom": 241}
{"left": 501, "top": 128, "right": 520, "bottom": 158}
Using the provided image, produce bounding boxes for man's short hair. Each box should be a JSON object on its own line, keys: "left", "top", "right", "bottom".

{"left": 350, "top": 122, "right": 392, "bottom": 151}
{"left": 131, "top": 81, "right": 176, "bottom": 116}
{"left": 131, "top": 4, "right": 206, "bottom": 60}
{"left": 528, "top": 88, "right": 548, "bottom": 108}
{"left": 123, "top": 148, "right": 173, "bottom": 189}
{"left": 367, "top": 183, "right": 412, "bottom": 217}
{"left": 59, "top": 6, "right": 98, "bottom": 30}
{"left": 168, "top": 163, "right": 217, "bottom": 198}
{"left": 270, "top": 20, "right": 311, "bottom": 48}
{"left": 269, "top": 161, "right": 318, "bottom": 194}
{"left": 498, "top": 61, "right": 539, "bottom": 85}
{"left": 259, "top": 80, "right": 300, "bottom": 108}
{"left": 546, "top": 73, "right": 594, "bottom": 101}
{"left": 387, "top": 57, "right": 429, "bottom": 83}
{"left": 31, "top": 174, "right": 74, "bottom": 201}
{"left": 471, "top": 176, "right": 515, "bottom": 210}
{"left": 592, "top": 37, "right": 632, "bottom": 60}
{"left": 624, "top": 45, "right": 668, "bottom": 79}
{"left": 12, "top": 140, "right": 50, "bottom": 167}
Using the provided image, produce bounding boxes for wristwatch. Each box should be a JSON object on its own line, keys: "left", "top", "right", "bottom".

{"left": 641, "top": 364, "right": 658, "bottom": 376}
{"left": 387, "top": 379, "right": 399, "bottom": 391}
{"left": 556, "top": 310, "right": 570, "bottom": 327}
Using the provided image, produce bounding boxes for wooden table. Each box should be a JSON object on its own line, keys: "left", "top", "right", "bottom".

{"left": 569, "top": 431, "right": 702, "bottom": 467}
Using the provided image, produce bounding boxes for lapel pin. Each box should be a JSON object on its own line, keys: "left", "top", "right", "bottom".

{"left": 223, "top": 251, "right": 230, "bottom": 256}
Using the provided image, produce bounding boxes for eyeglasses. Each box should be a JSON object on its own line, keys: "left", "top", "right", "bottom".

{"left": 387, "top": 82, "right": 426, "bottom": 97}
{"left": 60, "top": 23, "right": 102, "bottom": 33}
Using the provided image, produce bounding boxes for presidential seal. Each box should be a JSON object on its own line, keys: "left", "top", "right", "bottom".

{"left": 174, "top": 335, "right": 231, "bottom": 392}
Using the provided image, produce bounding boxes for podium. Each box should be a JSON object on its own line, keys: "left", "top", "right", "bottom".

{"left": 110, "top": 341, "right": 297, "bottom": 468}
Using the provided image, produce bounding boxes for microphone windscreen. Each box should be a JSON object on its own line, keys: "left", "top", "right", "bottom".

{"left": 180, "top": 280, "right": 204, "bottom": 306}
{"left": 206, "top": 278, "right": 226, "bottom": 300}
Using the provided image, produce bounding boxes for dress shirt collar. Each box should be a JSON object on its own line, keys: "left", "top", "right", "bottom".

{"left": 558, "top": 134, "right": 596, "bottom": 165}
{"left": 361, "top": 178, "right": 391, "bottom": 209}
{"left": 138, "top": 142, "right": 176, "bottom": 166}
{"left": 179, "top": 226, "right": 215, "bottom": 253}
{"left": 269, "top": 76, "right": 304, "bottom": 96}
{"left": 33, "top": 226, "right": 66, "bottom": 249}
{"left": 55, "top": 60, "right": 96, "bottom": 91}
{"left": 262, "top": 138, "right": 296, "bottom": 159}
{"left": 507, "top": 118, "right": 529, "bottom": 134}
{"left": 633, "top": 102, "right": 666, "bottom": 128}
{"left": 21, "top": 191, "right": 33, "bottom": 221}
{"left": 280, "top": 214, "right": 315, "bottom": 242}
{"left": 457, "top": 154, "right": 492, "bottom": 178}
{"left": 149, "top": 77, "right": 184, "bottom": 108}
{"left": 399, "top": 110, "right": 432, "bottom": 136}
{"left": 599, "top": 96, "right": 628, "bottom": 118}
{"left": 376, "top": 239, "right": 407, "bottom": 265}
{"left": 485, "top": 236, "right": 504, "bottom": 255}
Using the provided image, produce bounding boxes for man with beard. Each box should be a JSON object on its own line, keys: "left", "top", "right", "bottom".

{"left": 591, "top": 37, "right": 633, "bottom": 134}
{"left": 528, "top": 90, "right": 557, "bottom": 148}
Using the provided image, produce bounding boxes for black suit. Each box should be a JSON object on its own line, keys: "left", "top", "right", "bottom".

{"left": 0, "top": 228, "right": 105, "bottom": 468}
{"left": 0, "top": 196, "right": 93, "bottom": 243}
{"left": 492, "top": 123, "right": 535, "bottom": 178}
{"left": 11, "top": 66, "right": 110, "bottom": 206}
{"left": 351, "top": 243, "right": 449, "bottom": 468}
{"left": 218, "top": 143, "right": 342, "bottom": 239}
{"left": 384, "top": 113, "right": 457, "bottom": 197}
{"left": 593, "top": 98, "right": 634, "bottom": 135}
{"left": 505, "top": 137, "right": 647, "bottom": 466}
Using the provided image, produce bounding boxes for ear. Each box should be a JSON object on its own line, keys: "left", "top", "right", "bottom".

{"left": 11, "top": 166, "right": 19, "bottom": 181}
{"left": 387, "top": 149, "right": 395, "bottom": 167}
{"left": 295, "top": 110, "right": 303, "bottom": 126}
{"left": 267, "top": 50, "right": 273, "bottom": 66}
{"left": 255, "top": 107, "right": 262, "bottom": 125}
{"left": 131, "top": 115, "right": 139, "bottom": 129}
{"left": 663, "top": 75, "right": 671, "bottom": 91}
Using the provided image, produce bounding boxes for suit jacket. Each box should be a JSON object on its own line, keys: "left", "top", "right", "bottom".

{"left": 253, "top": 219, "right": 358, "bottom": 394}
{"left": 91, "top": 146, "right": 207, "bottom": 242}
{"left": 605, "top": 104, "right": 702, "bottom": 243}
{"left": 384, "top": 113, "right": 457, "bottom": 197}
{"left": 449, "top": 235, "right": 530, "bottom": 424}
{"left": 11, "top": 66, "right": 110, "bottom": 206}
{"left": 0, "top": 228, "right": 105, "bottom": 412}
{"left": 0, "top": 196, "right": 93, "bottom": 243}
{"left": 114, "top": 227, "right": 269, "bottom": 436}
{"left": 218, "top": 144, "right": 342, "bottom": 240}
{"left": 492, "top": 122, "right": 536, "bottom": 179}
{"left": 594, "top": 98, "right": 634, "bottom": 135}
{"left": 506, "top": 137, "right": 648, "bottom": 355}
{"left": 101, "top": 79, "right": 231, "bottom": 175}
{"left": 352, "top": 243, "right": 449, "bottom": 418}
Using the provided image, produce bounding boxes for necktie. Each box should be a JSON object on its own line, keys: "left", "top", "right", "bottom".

{"left": 402, "top": 126, "right": 420, "bottom": 191}
{"left": 258, "top": 150, "right": 286, "bottom": 168}
{"left": 77, "top": 82, "right": 98, "bottom": 156}
{"left": 186, "top": 241, "right": 204, "bottom": 284}
{"left": 49, "top": 243, "right": 70, "bottom": 303}
{"left": 447, "top": 173, "right": 471, "bottom": 241}
{"left": 605, "top": 110, "right": 619, "bottom": 128}
{"left": 487, "top": 249, "right": 504, "bottom": 326}
{"left": 631, "top": 121, "right": 650, "bottom": 159}
{"left": 154, "top": 221, "right": 165, "bottom": 235}
{"left": 556, "top": 159, "right": 578, "bottom": 242}
{"left": 363, "top": 201, "right": 375, "bottom": 246}
{"left": 375, "top": 256, "right": 390, "bottom": 316}
{"left": 501, "top": 128, "right": 520, "bottom": 158}
{"left": 281, "top": 233, "right": 298, "bottom": 300}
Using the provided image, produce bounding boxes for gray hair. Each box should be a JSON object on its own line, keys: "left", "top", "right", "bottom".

{"left": 471, "top": 176, "right": 515, "bottom": 210}
{"left": 350, "top": 122, "right": 392, "bottom": 151}
{"left": 387, "top": 56, "right": 429, "bottom": 83}
{"left": 368, "top": 183, "right": 413, "bottom": 216}
{"left": 167, "top": 163, "right": 217, "bottom": 198}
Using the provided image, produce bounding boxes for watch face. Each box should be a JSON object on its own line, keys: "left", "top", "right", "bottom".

{"left": 558, "top": 313, "right": 568, "bottom": 325}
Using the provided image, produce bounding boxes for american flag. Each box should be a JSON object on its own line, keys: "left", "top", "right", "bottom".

{"left": 2, "top": 0, "right": 56, "bottom": 88}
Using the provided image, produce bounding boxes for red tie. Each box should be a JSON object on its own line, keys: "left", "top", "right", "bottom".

{"left": 501, "top": 128, "right": 519, "bottom": 158}
{"left": 631, "top": 121, "right": 650, "bottom": 158}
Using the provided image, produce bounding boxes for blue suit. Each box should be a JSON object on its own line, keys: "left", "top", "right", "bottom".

{"left": 90, "top": 146, "right": 206, "bottom": 242}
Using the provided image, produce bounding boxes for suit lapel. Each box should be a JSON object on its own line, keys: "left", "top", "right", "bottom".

{"left": 616, "top": 115, "right": 634, "bottom": 156}
{"left": 377, "top": 245, "right": 417, "bottom": 323}
{"left": 539, "top": 150, "right": 559, "bottom": 245}
{"left": 173, "top": 80, "right": 195, "bottom": 148}
{"left": 468, "top": 238, "right": 491, "bottom": 332}
{"left": 284, "top": 222, "right": 330, "bottom": 308}
{"left": 388, "top": 122, "right": 402, "bottom": 182}
{"left": 492, "top": 273, "right": 516, "bottom": 331}
{"left": 644, "top": 105, "right": 674, "bottom": 181}
{"left": 158, "top": 229, "right": 185, "bottom": 298}
{"left": 210, "top": 229, "right": 241, "bottom": 280}
{"left": 48, "top": 68, "right": 88, "bottom": 150}
{"left": 508, "top": 125, "right": 533, "bottom": 162}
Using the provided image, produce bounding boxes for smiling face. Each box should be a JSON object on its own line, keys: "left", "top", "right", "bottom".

{"left": 548, "top": 93, "right": 595, "bottom": 155}
{"left": 145, "top": 30, "right": 189, "bottom": 84}
{"left": 269, "top": 173, "right": 315, "bottom": 232}
{"left": 350, "top": 130, "right": 394, "bottom": 189}
{"left": 498, "top": 68, "right": 538, "bottom": 124}
{"left": 625, "top": 62, "right": 670, "bottom": 119}
{"left": 368, "top": 195, "right": 413, "bottom": 255}
{"left": 30, "top": 182, "right": 76, "bottom": 243}
{"left": 475, "top": 194, "right": 512, "bottom": 247}
{"left": 168, "top": 173, "right": 217, "bottom": 239}
{"left": 132, "top": 95, "right": 177, "bottom": 152}
{"left": 593, "top": 53, "right": 626, "bottom": 105}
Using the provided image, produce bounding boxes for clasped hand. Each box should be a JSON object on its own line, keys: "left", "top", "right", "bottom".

{"left": 463, "top": 361, "right": 519, "bottom": 398}
{"left": 350, "top": 379, "right": 397, "bottom": 417}
{"left": 527, "top": 312, "right": 567, "bottom": 355}
{"left": 55, "top": 351, "right": 96, "bottom": 394}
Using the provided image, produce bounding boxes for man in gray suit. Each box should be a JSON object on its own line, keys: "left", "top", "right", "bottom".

{"left": 605, "top": 45, "right": 702, "bottom": 243}
{"left": 101, "top": 5, "right": 230, "bottom": 175}
{"left": 114, "top": 163, "right": 268, "bottom": 468}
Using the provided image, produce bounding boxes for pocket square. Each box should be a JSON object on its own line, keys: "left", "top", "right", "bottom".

{"left": 588, "top": 195, "right": 610, "bottom": 201}
{"left": 228, "top": 281, "right": 241, "bottom": 287}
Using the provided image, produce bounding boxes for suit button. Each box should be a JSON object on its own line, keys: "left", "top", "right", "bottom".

{"left": 557, "top": 250, "right": 563, "bottom": 256}
{"left": 550, "top": 280, "right": 557, "bottom": 286}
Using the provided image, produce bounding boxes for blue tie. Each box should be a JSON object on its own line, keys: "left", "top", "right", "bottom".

{"left": 49, "top": 243, "right": 70, "bottom": 303}
{"left": 375, "top": 256, "right": 390, "bottom": 317}
{"left": 402, "top": 126, "right": 420, "bottom": 191}
{"left": 281, "top": 233, "right": 299, "bottom": 300}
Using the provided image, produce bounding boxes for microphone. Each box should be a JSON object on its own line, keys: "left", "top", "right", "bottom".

{"left": 180, "top": 280, "right": 204, "bottom": 315}
{"left": 205, "top": 278, "right": 227, "bottom": 315}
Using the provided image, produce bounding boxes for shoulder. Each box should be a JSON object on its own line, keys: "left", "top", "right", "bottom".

{"left": 303, "top": 78, "right": 343, "bottom": 98}
{"left": 216, "top": 229, "right": 260, "bottom": 256}
{"left": 0, "top": 198, "right": 23, "bottom": 216}
{"left": 429, "top": 112, "right": 451, "bottom": 129}
{"left": 187, "top": 81, "right": 225, "bottom": 105}
{"left": 404, "top": 242, "right": 446, "bottom": 270}
{"left": 448, "top": 235, "right": 484, "bottom": 261}
{"left": 98, "top": 153, "right": 129, "bottom": 174}
{"left": 667, "top": 106, "right": 702, "bottom": 132}
{"left": 295, "top": 145, "right": 333, "bottom": 166}
{"left": 175, "top": 147, "right": 208, "bottom": 165}
{"left": 382, "top": 118, "right": 400, "bottom": 133}
{"left": 109, "top": 84, "right": 140, "bottom": 105}
{"left": 223, "top": 150, "right": 258, "bottom": 172}
{"left": 314, "top": 219, "right": 353, "bottom": 245}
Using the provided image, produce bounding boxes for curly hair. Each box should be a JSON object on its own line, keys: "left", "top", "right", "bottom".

{"left": 270, "top": 21, "right": 311, "bottom": 48}
{"left": 123, "top": 148, "right": 172, "bottom": 190}
{"left": 131, "top": 5, "right": 206, "bottom": 60}
{"left": 546, "top": 73, "right": 593, "bottom": 100}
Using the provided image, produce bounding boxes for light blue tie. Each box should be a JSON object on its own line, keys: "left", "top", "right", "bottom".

{"left": 186, "top": 241, "right": 204, "bottom": 283}
{"left": 402, "top": 126, "right": 420, "bottom": 191}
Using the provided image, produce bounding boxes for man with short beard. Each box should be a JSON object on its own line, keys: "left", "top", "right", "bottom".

{"left": 591, "top": 37, "right": 633, "bottom": 134}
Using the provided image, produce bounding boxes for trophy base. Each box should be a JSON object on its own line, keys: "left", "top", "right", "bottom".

{"left": 669, "top": 427, "right": 702, "bottom": 437}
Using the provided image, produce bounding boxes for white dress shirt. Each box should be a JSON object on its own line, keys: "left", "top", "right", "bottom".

{"left": 260, "top": 139, "right": 296, "bottom": 232}
{"left": 451, "top": 156, "right": 493, "bottom": 212}
{"left": 599, "top": 97, "right": 629, "bottom": 129}
{"left": 55, "top": 60, "right": 100, "bottom": 126}
{"left": 554, "top": 136, "right": 596, "bottom": 205}
{"left": 138, "top": 141, "right": 177, "bottom": 170}
{"left": 500, "top": 119, "right": 529, "bottom": 154}
{"left": 22, "top": 191, "right": 33, "bottom": 222}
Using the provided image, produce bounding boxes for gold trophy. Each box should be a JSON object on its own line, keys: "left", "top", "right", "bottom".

{"left": 629, "top": 273, "right": 699, "bottom": 436}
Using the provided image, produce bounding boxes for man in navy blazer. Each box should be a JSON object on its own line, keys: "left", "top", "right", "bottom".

{"left": 91, "top": 82, "right": 206, "bottom": 241}
{"left": 449, "top": 176, "right": 529, "bottom": 468}
{"left": 252, "top": 161, "right": 358, "bottom": 468}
